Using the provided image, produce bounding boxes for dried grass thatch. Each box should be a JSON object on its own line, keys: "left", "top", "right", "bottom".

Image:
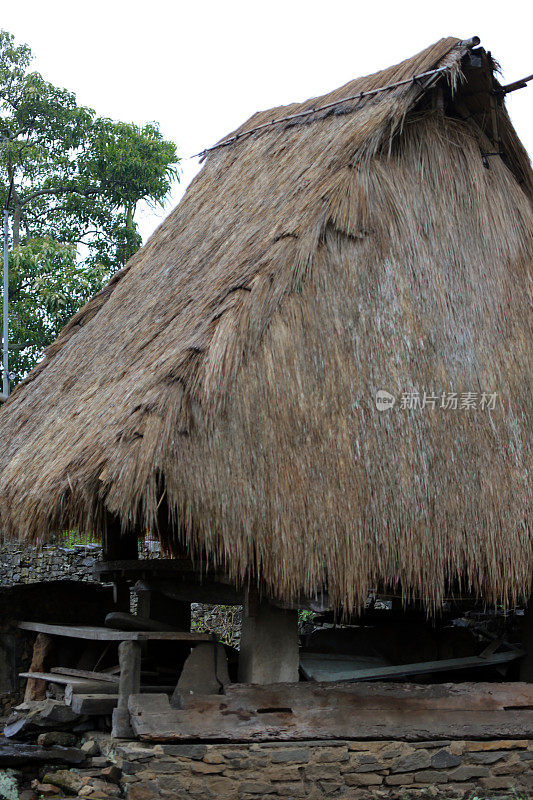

{"left": 0, "top": 38, "right": 531, "bottom": 611}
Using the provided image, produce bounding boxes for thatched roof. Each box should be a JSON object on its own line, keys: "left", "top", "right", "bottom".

{"left": 0, "top": 38, "right": 531, "bottom": 611}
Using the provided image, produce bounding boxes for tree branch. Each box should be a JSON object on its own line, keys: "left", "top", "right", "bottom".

{"left": 21, "top": 184, "right": 103, "bottom": 205}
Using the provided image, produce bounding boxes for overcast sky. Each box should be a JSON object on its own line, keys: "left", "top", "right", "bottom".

{"left": 2, "top": 0, "right": 532, "bottom": 242}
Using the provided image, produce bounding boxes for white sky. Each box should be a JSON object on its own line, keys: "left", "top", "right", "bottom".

{"left": 2, "top": 0, "right": 532, "bottom": 242}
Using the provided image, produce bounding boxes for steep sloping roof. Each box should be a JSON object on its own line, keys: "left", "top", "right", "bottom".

{"left": 0, "top": 38, "right": 531, "bottom": 611}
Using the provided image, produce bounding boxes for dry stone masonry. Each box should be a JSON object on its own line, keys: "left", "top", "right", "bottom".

{"left": 0, "top": 543, "right": 102, "bottom": 586}
{"left": 11, "top": 735, "right": 529, "bottom": 799}
{"left": 116, "top": 738, "right": 533, "bottom": 799}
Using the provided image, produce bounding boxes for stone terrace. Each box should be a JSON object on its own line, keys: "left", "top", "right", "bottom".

{"left": 114, "top": 737, "right": 533, "bottom": 799}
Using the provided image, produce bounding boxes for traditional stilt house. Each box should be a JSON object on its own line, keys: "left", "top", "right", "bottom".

{"left": 0, "top": 36, "right": 531, "bottom": 742}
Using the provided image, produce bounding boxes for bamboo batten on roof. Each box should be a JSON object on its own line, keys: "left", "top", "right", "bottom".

{"left": 0, "top": 38, "right": 531, "bottom": 612}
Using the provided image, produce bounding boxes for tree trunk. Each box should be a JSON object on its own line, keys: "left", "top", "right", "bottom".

{"left": 6, "top": 152, "right": 20, "bottom": 248}
{"left": 125, "top": 203, "right": 137, "bottom": 260}
{"left": 12, "top": 190, "right": 21, "bottom": 248}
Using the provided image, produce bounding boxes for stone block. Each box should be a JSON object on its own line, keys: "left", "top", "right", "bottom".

{"left": 379, "top": 744, "right": 409, "bottom": 760}
{"left": 203, "top": 776, "right": 237, "bottom": 797}
{"left": 305, "top": 764, "right": 341, "bottom": 780}
{"left": 447, "top": 765, "right": 490, "bottom": 781}
{"left": 133, "top": 770, "right": 159, "bottom": 782}
{"left": 469, "top": 750, "right": 507, "bottom": 764}
{"left": 116, "top": 745, "right": 164, "bottom": 760}
{"left": 314, "top": 746, "right": 349, "bottom": 762}
{"left": 412, "top": 740, "right": 451, "bottom": 749}
{"left": 492, "top": 760, "right": 527, "bottom": 776}
{"left": 245, "top": 756, "right": 269, "bottom": 769}
{"left": 222, "top": 749, "right": 250, "bottom": 760}
{"left": 121, "top": 776, "right": 139, "bottom": 785}
{"left": 479, "top": 775, "right": 515, "bottom": 790}
{"left": 343, "top": 772, "right": 383, "bottom": 786}
{"left": 396, "top": 751, "right": 431, "bottom": 771}
{"left": 273, "top": 782, "right": 307, "bottom": 797}
{"left": 156, "top": 775, "right": 204, "bottom": 794}
{"left": 42, "top": 770, "right": 83, "bottom": 794}
{"left": 271, "top": 748, "right": 310, "bottom": 763}
{"left": 202, "top": 751, "right": 225, "bottom": 764}
{"left": 31, "top": 782, "right": 61, "bottom": 797}
{"left": 89, "top": 757, "right": 110, "bottom": 768}
{"left": 264, "top": 766, "right": 302, "bottom": 782}
{"left": 349, "top": 762, "right": 383, "bottom": 774}
{"left": 190, "top": 761, "right": 224, "bottom": 774}
{"left": 37, "top": 698, "right": 80, "bottom": 724}
{"left": 161, "top": 744, "right": 207, "bottom": 759}
{"left": 238, "top": 781, "right": 277, "bottom": 794}
{"left": 448, "top": 742, "right": 466, "bottom": 755}
{"left": 140, "top": 760, "right": 187, "bottom": 775}
{"left": 464, "top": 739, "right": 528, "bottom": 751}
{"left": 444, "top": 783, "right": 476, "bottom": 795}
{"left": 384, "top": 773, "right": 415, "bottom": 786}
{"left": 430, "top": 750, "right": 461, "bottom": 769}
{"left": 81, "top": 740, "right": 100, "bottom": 757}
{"left": 414, "top": 770, "right": 449, "bottom": 784}
{"left": 37, "top": 731, "right": 78, "bottom": 748}
{"left": 318, "top": 779, "right": 344, "bottom": 795}
{"left": 100, "top": 765, "right": 122, "bottom": 784}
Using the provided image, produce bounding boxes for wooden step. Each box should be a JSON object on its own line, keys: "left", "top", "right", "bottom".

{"left": 70, "top": 693, "right": 118, "bottom": 715}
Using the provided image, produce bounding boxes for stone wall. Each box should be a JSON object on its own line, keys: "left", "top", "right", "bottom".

{"left": 0, "top": 542, "right": 103, "bottom": 586}
{"left": 115, "top": 738, "right": 533, "bottom": 799}
{"left": 4, "top": 730, "right": 531, "bottom": 800}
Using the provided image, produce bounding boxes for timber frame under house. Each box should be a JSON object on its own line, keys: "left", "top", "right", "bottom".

{"left": 0, "top": 35, "right": 532, "bottom": 743}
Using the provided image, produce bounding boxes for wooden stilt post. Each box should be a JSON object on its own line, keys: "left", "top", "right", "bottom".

{"left": 111, "top": 640, "right": 141, "bottom": 738}
{"left": 238, "top": 590, "right": 299, "bottom": 684}
{"left": 24, "top": 633, "right": 53, "bottom": 702}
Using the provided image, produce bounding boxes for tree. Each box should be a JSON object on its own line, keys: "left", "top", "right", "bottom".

{"left": 7, "top": 238, "right": 107, "bottom": 377}
{"left": 0, "top": 29, "right": 179, "bottom": 382}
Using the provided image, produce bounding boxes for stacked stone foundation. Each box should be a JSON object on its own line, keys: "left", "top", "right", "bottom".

{"left": 115, "top": 738, "right": 533, "bottom": 799}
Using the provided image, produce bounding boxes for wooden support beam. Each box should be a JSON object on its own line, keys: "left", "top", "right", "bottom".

{"left": 18, "top": 621, "right": 213, "bottom": 642}
{"left": 23, "top": 634, "right": 53, "bottom": 702}
{"left": 104, "top": 612, "right": 175, "bottom": 632}
{"left": 129, "top": 681, "right": 533, "bottom": 742}
{"left": 50, "top": 667, "right": 119, "bottom": 683}
{"left": 239, "top": 595, "right": 299, "bottom": 684}
{"left": 112, "top": 640, "right": 141, "bottom": 738}
{"left": 71, "top": 693, "right": 118, "bottom": 715}
{"left": 300, "top": 649, "right": 524, "bottom": 683}
{"left": 20, "top": 672, "right": 118, "bottom": 694}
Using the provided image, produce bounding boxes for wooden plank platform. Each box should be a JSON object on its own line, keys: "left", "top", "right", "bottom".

{"left": 300, "top": 650, "right": 524, "bottom": 682}
{"left": 18, "top": 621, "right": 213, "bottom": 642}
{"left": 93, "top": 558, "right": 197, "bottom": 576}
{"left": 19, "top": 672, "right": 117, "bottom": 693}
{"left": 129, "top": 681, "right": 533, "bottom": 742}
{"left": 50, "top": 667, "right": 119, "bottom": 683}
